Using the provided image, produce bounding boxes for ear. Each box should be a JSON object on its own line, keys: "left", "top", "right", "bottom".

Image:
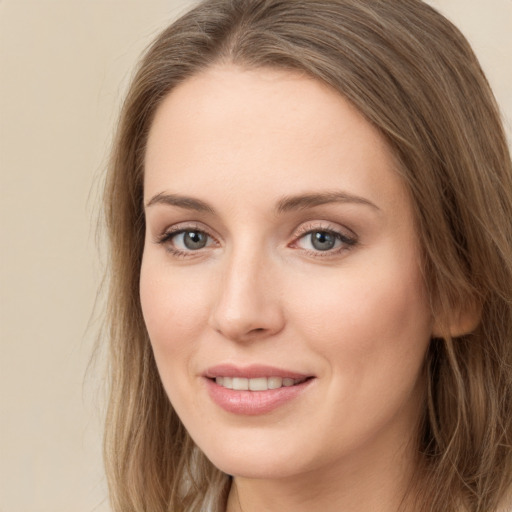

{"left": 432, "top": 300, "right": 481, "bottom": 338}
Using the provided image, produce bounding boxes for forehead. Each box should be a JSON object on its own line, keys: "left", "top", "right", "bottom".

{"left": 144, "top": 64, "right": 408, "bottom": 213}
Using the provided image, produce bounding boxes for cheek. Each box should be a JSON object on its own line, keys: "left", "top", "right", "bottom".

{"left": 286, "top": 254, "right": 432, "bottom": 380}
{"left": 280, "top": 260, "right": 432, "bottom": 456}
{"left": 139, "top": 257, "right": 216, "bottom": 420}
{"left": 139, "top": 255, "right": 210, "bottom": 364}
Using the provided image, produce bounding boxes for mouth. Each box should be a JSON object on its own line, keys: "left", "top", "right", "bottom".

{"left": 211, "top": 375, "right": 311, "bottom": 391}
{"left": 203, "top": 364, "right": 315, "bottom": 415}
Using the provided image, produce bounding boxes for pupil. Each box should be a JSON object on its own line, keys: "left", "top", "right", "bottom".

{"left": 311, "top": 231, "right": 335, "bottom": 251}
{"left": 184, "top": 231, "right": 207, "bottom": 250}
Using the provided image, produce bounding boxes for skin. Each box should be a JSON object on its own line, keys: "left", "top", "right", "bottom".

{"left": 140, "top": 65, "right": 435, "bottom": 512}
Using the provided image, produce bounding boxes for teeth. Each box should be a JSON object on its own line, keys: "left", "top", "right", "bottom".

{"left": 232, "top": 377, "right": 249, "bottom": 390}
{"left": 215, "top": 376, "right": 306, "bottom": 391}
{"left": 268, "top": 377, "right": 283, "bottom": 389}
{"left": 249, "top": 377, "right": 267, "bottom": 391}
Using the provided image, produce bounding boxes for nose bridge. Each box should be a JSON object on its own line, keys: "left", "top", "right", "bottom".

{"left": 210, "top": 239, "right": 283, "bottom": 341}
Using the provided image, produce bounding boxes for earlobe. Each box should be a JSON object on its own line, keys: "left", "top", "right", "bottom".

{"left": 432, "top": 300, "right": 482, "bottom": 338}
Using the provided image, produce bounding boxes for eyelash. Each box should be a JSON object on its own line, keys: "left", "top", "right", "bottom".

{"left": 155, "top": 223, "right": 216, "bottom": 258}
{"left": 291, "top": 222, "right": 358, "bottom": 258}
{"left": 154, "top": 222, "right": 358, "bottom": 259}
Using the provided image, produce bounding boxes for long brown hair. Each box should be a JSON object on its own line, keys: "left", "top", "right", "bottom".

{"left": 102, "top": 1, "right": 512, "bottom": 510}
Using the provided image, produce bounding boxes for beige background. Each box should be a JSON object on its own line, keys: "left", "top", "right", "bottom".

{"left": 0, "top": 1, "right": 510, "bottom": 511}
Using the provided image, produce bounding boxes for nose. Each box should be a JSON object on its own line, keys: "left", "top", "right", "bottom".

{"left": 208, "top": 247, "right": 285, "bottom": 342}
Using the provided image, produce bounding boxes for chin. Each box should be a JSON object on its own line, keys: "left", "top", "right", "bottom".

{"left": 197, "top": 436, "right": 310, "bottom": 480}
{"left": 193, "top": 434, "right": 301, "bottom": 479}
{"left": 210, "top": 456, "right": 302, "bottom": 480}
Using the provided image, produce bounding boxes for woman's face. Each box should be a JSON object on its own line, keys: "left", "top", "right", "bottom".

{"left": 141, "top": 65, "right": 433, "bottom": 480}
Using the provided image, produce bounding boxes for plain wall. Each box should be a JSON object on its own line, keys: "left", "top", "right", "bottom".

{"left": 0, "top": 1, "right": 510, "bottom": 511}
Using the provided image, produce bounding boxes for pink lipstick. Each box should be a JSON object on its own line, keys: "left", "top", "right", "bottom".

{"left": 204, "top": 364, "right": 314, "bottom": 415}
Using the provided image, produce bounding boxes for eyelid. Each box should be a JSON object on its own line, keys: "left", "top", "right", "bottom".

{"left": 154, "top": 222, "right": 219, "bottom": 254}
{"left": 289, "top": 221, "right": 358, "bottom": 255}
{"left": 152, "top": 220, "right": 357, "bottom": 258}
{"left": 292, "top": 221, "right": 356, "bottom": 240}
{"left": 154, "top": 221, "right": 209, "bottom": 240}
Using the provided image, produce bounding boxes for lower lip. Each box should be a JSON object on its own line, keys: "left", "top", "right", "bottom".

{"left": 205, "top": 378, "right": 314, "bottom": 415}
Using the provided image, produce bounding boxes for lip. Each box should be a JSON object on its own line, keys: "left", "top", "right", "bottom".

{"left": 204, "top": 364, "right": 311, "bottom": 380}
{"left": 203, "top": 364, "right": 315, "bottom": 415}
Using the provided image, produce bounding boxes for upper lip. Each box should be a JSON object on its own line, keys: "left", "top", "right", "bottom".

{"left": 204, "top": 364, "right": 313, "bottom": 380}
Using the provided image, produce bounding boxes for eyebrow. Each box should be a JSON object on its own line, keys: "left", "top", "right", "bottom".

{"left": 145, "top": 192, "right": 215, "bottom": 213}
{"left": 145, "top": 190, "right": 380, "bottom": 214}
{"left": 276, "top": 191, "right": 380, "bottom": 213}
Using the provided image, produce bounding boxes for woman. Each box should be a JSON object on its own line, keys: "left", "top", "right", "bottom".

{"left": 102, "top": 1, "right": 512, "bottom": 511}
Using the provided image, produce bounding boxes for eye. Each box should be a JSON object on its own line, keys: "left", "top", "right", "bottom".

{"left": 293, "top": 225, "right": 357, "bottom": 255}
{"left": 173, "top": 230, "right": 210, "bottom": 250}
{"left": 301, "top": 230, "right": 340, "bottom": 251}
{"left": 155, "top": 226, "right": 217, "bottom": 256}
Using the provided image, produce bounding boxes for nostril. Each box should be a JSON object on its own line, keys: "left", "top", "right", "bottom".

{"left": 246, "top": 327, "right": 268, "bottom": 338}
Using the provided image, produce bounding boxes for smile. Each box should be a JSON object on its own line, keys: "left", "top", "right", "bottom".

{"left": 204, "top": 366, "right": 315, "bottom": 415}
{"left": 214, "top": 376, "right": 308, "bottom": 391}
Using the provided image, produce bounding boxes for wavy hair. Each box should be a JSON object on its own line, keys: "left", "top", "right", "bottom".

{"left": 102, "top": 1, "right": 512, "bottom": 510}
